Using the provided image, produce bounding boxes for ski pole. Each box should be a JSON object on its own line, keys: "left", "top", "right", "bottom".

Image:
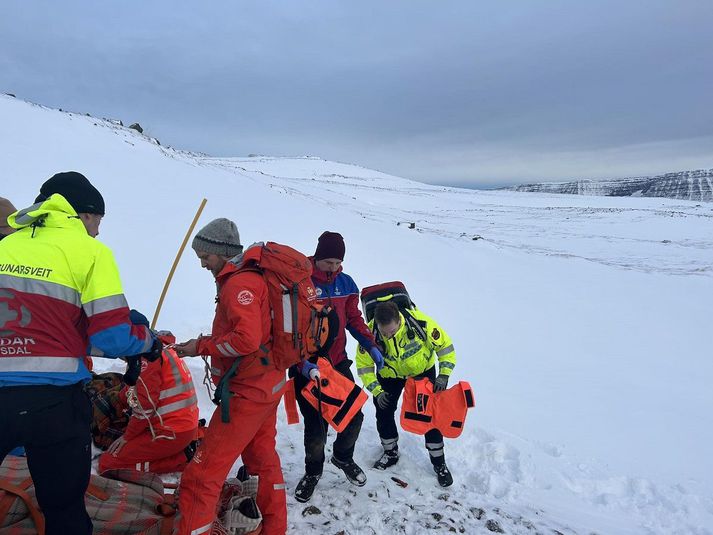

{"left": 151, "top": 198, "right": 207, "bottom": 329}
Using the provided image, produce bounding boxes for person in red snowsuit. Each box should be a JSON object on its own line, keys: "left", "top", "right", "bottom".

{"left": 174, "top": 218, "right": 287, "bottom": 535}
{"left": 98, "top": 331, "right": 199, "bottom": 475}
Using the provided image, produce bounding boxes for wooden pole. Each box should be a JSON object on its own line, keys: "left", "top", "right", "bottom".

{"left": 151, "top": 198, "right": 207, "bottom": 329}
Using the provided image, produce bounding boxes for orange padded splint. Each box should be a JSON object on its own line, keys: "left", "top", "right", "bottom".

{"left": 301, "top": 357, "right": 368, "bottom": 433}
{"left": 400, "top": 377, "right": 475, "bottom": 438}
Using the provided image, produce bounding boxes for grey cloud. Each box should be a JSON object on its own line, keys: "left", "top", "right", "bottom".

{"left": 1, "top": 0, "right": 711, "bottom": 187}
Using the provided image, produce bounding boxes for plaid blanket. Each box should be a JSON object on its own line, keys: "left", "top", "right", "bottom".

{"left": 0, "top": 455, "right": 174, "bottom": 534}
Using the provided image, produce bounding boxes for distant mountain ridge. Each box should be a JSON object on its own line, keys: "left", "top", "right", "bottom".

{"left": 506, "top": 168, "right": 713, "bottom": 202}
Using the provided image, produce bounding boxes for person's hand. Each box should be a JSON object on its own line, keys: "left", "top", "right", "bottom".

{"left": 107, "top": 436, "right": 127, "bottom": 456}
{"left": 123, "top": 356, "right": 142, "bottom": 386}
{"left": 301, "top": 360, "right": 320, "bottom": 381}
{"left": 375, "top": 391, "right": 392, "bottom": 410}
{"left": 143, "top": 337, "right": 163, "bottom": 362}
{"left": 175, "top": 339, "right": 199, "bottom": 357}
{"left": 434, "top": 374, "right": 449, "bottom": 392}
{"left": 369, "top": 347, "right": 385, "bottom": 372}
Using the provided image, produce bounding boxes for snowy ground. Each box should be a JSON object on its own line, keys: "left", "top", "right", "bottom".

{"left": 2, "top": 94, "right": 713, "bottom": 534}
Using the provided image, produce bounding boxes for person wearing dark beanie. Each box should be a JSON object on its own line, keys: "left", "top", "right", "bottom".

{"left": 313, "top": 231, "right": 345, "bottom": 261}
{"left": 0, "top": 172, "right": 159, "bottom": 535}
{"left": 32, "top": 171, "right": 106, "bottom": 237}
{"left": 35, "top": 171, "right": 105, "bottom": 215}
{"left": 292, "top": 231, "right": 382, "bottom": 503}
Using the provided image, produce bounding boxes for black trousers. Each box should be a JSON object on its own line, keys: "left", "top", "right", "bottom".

{"left": 293, "top": 359, "right": 364, "bottom": 476}
{"left": 374, "top": 366, "right": 444, "bottom": 463}
{"left": 0, "top": 382, "right": 93, "bottom": 535}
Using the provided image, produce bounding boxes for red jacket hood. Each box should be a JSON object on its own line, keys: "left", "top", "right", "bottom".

{"left": 216, "top": 246, "right": 262, "bottom": 284}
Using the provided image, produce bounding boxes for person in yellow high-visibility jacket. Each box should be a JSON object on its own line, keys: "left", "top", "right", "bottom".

{"left": 0, "top": 172, "right": 160, "bottom": 535}
{"left": 356, "top": 299, "right": 456, "bottom": 487}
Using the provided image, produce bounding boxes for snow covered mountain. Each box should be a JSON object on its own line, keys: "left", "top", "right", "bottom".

{"left": 507, "top": 169, "right": 713, "bottom": 202}
{"left": 2, "top": 94, "right": 713, "bottom": 534}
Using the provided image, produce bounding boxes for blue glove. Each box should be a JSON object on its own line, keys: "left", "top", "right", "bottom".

{"left": 301, "top": 360, "right": 320, "bottom": 380}
{"left": 129, "top": 309, "right": 150, "bottom": 328}
{"left": 369, "top": 347, "right": 385, "bottom": 372}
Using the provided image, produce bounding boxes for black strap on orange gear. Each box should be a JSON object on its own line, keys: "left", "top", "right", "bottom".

{"left": 213, "top": 344, "right": 270, "bottom": 423}
{"left": 301, "top": 357, "right": 368, "bottom": 433}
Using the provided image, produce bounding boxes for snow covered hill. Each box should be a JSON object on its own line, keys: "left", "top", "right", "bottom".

{"left": 506, "top": 169, "right": 713, "bottom": 202}
{"left": 2, "top": 94, "right": 713, "bottom": 534}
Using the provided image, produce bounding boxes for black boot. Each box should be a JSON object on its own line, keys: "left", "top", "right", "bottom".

{"left": 330, "top": 456, "right": 367, "bottom": 486}
{"left": 295, "top": 473, "right": 321, "bottom": 503}
{"left": 373, "top": 449, "right": 399, "bottom": 470}
{"left": 433, "top": 461, "right": 453, "bottom": 487}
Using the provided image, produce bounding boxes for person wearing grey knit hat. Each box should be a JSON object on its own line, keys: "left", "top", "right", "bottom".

{"left": 191, "top": 217, "right": 244, "bottom": 276}
{"left": 174, "top": 218, "right": 289, "bottom": 534}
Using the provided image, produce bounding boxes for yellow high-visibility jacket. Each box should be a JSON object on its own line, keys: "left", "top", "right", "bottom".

{"left": 356, "top": 308, "right": 456, "bottom": 397}
{"left": 0, "top": 194, "right": 153, "bottom": 386}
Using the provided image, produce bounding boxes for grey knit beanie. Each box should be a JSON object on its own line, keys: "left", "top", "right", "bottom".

{"left": 192, "top": 218, "right": 243, "bottom": 257}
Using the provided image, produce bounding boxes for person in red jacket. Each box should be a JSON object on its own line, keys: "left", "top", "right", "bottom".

{"left": 98, "top": 329, "right": 199, "bottom": 475}
{"left": 173, "top": 218, "right": 287, "bottom": 535}
{"left": 292, "top": 231, "right": 383, "bottom": 503}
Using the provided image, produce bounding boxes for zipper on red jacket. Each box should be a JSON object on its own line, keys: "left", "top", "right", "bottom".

{"left": 325, "top": 271, "right": 335, "bottom": 307}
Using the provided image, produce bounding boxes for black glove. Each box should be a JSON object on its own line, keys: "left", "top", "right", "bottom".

{"left": 142, "top": 337, "right": 163, "bottom": 363}
{"left": 434, "top": 374, "right": 449, "bottom": 392}
{"left": 375, "top": 391, "right": 392, "bottom": 410}
{"left": 123, "top": 356, "right": 142, "bottom": 386}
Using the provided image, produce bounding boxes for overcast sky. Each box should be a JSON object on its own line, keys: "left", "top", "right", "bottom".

{"left": 1, "top": 1, "right": 711, "bottom": 188}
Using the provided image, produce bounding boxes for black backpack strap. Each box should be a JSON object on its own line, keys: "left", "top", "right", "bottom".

{"left": 213, "top": 356, "right": 243, "bottom": 423}
{"left": 371, "top": 324, "right": 383, "bottom": 349}
{"left": 402, "top": 309, "right": 427, "bottom": 342}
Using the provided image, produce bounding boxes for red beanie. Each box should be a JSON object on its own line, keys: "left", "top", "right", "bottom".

{"left": 314, "top": 231, "right": 345, "bottom": 261}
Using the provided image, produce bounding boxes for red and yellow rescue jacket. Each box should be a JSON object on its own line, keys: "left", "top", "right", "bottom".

{"left": 122, "top": 346, "right": 199, "bottom": 440}
{"left": 0, "top": 194, "right": 154, "bottom": 387}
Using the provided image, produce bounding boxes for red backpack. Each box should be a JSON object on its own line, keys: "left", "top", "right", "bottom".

{"left": 214, "top": 243, "right": 339, "bottom": 423}
{"left": 236, "top": 242, "right": 337, "bottom": 370}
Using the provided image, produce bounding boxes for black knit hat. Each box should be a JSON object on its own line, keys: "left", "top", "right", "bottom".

{"left": 35, "top": 171, "right": 105, "bottom": 215}
{"left": 191, "top": 218, "right": 243, "bottom": 257}
{"left": 314, "top": 231, "right": 345, "bottom": 261}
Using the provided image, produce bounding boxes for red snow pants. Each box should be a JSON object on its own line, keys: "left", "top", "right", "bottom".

{"left": 98, "top": 429, "right": 195, "bottom": 475}
{"left": 175, "top": 395, "right": 286, "bottom": 535}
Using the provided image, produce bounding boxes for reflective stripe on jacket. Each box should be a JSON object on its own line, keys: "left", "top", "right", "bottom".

{"left": 0, "top": 194, "right": 153, "bottom": 387}
{"left": 355, "top": 308, "right": 456, "bottom": 397}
